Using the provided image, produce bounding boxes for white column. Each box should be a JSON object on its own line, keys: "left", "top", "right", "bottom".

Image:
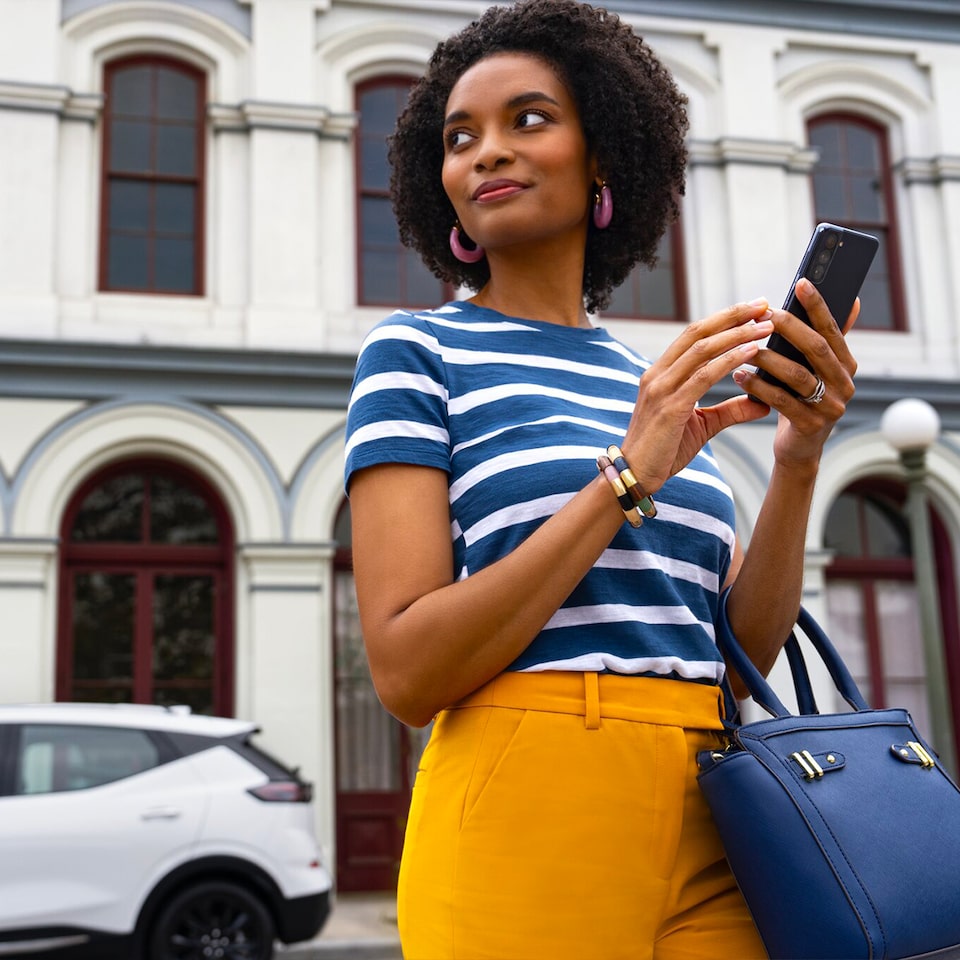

{"left": 245, "top": 124, "right": 321, "bottom": 345}
{"left": 237, "top": 543, "right": 337, "bottom": 866}
{"left": 0, "top": 540, "right": 58, "bottom": 703}
{"left": 0, "top": 0, "right": 61, "bottom": 335}
{"left": 243, "top": 0, "right": 323, "bottom": 347}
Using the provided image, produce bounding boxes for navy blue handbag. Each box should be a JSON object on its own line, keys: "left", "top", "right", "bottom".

{"left": 697, "top": 591, "right": 960, "bottom": 960}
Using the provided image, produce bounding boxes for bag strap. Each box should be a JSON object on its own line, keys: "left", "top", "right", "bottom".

{"left": 718, "top": 627, "right": 818, "bottom": 723}
{"left": 785, "top": 634, "right": 819, "bottom": 715}
{"left": 716, "top": 588, "right": 870, "bottom": 719}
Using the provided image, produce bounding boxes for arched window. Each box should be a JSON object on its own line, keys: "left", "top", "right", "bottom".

{"left": 807, "top": 114, "right": 905, "bottom": 330}
{"left": 57, "top": 460, "right": 234, "bottom": 715}
{"left": 99, "top": 56, "right": 206, "bottom": 295}
{"left": 355, "top": 77, "right": 448, "bottom": 308}
{"left": 604, "top": 223, "right": 688, "bottom": 321}
{"left": 824, "top": 480, "right": 960, "bottom": 737}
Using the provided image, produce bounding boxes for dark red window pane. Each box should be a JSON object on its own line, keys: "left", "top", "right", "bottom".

{"left": 356, "top": 78, "right": 444, "bottom": 308}
{"left": 157, "top": 68, "right": 197, "bottom": 121}
{"left": 110, "top": 119, "right": 152, "bottom": 171}
{"left": 101, "top": 58, "right": 204, "bottom": 295}
{"left": 71, "top": 572, "right": 135, "bottom": 700}
{"left": 152, "top": 574, "right": 215, "bottom": 715}
{"left": 150, "top": 474, "right": 218, "bottom": 544}
{"left": 71, "top": 473, "right": 144, "bottom": 542}
{"left": 605, "top": 228, "right": 685, "bottom": 321}
{"left": 59, "top": 462, "right": 233, "bottom": 717}
{"left": 808, "top": 116, "right": 902, "bottom": 330}
{"left": 111, "top": 65, "right": 151, "bottom": 116}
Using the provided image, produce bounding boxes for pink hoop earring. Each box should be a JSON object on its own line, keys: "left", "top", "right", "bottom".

{"left": 449, "top": 222, "right": 485, "bottom": 263}
{"left": 593, "top": 182, "right": 613, "bottom": 230}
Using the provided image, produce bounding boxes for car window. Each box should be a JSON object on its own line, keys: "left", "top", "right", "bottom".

{"left": 231, "top": 735, "right": 301, "bottom": 780}
{"left": 17, "top": 724, "right": 161, "bottom": 794}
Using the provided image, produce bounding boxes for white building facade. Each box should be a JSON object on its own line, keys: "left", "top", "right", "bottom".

{"left": 2, "top": 0, "right": 960, "bottom": 891}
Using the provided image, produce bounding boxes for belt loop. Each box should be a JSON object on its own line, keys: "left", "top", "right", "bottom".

{"left": 584, "top": 672, "right": 601, "bottom": 729}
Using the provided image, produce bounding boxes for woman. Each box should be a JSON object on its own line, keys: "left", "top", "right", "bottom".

{"left": 344, "top": 1, "right": 857, "bottom": 956}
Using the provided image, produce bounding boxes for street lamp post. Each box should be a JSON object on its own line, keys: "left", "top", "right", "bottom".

{"left": 880, "top": 398, "right": 955, "bottom": 776}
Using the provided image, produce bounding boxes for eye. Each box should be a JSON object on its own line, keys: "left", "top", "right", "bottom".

{"left": 517, "top": 109, "right": 549, "bottom": 129}
{"left": 445, "top": 128, "right": 474, "bottom": 150}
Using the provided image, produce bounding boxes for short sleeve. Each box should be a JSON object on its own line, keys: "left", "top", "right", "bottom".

{"left": 344, "top": 313, "right": 451, "bottom": 492}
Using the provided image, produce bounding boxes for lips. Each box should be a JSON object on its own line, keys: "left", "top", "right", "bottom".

{"left": 472, "top": 179, "right": 527, "bottom": 202}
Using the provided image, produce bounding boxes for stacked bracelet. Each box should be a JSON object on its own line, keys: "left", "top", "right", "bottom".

{"left": 605, "top": 444, "right": 657, "bottom": 519}
{"left": 596, "top": 455, "right": 643, "bottom": 528}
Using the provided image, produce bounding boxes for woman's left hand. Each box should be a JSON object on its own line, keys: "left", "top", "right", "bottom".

{"left": 734, "top": 277, "right": 859, "bottom": 466}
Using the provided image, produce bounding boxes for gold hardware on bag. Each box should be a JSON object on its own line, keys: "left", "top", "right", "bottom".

{"left": 791, "top": 750, "right": 824, "bottom": 780}
{"left": 907, "top": 740, "right": 936, "bottom": 769}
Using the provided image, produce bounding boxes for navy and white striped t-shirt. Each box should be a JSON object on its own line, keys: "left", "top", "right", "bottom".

{"left": 344, "top": 301, "right": 736, "bottom": 683}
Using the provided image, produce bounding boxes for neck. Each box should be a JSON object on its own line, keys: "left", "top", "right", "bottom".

{"left": 471, "top": 237, "right": 591, "bottom": 328}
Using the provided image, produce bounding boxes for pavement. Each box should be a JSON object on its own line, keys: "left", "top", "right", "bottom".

{"left": 278, "top": 891, "right": 402, "bottom": 960}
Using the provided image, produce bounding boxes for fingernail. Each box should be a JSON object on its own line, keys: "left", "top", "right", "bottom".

{"left": 748, "top": 297, "right": 768, "bottom": 307}
{"left": 733, "top": 370, "right": 747, "bottom": 385}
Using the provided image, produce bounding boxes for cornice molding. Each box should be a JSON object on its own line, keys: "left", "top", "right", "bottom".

{"left": 208, "top": 100, "right": 358, "bottom": 138}
{"left": 896, "top": 156, "right": 960, "bottom": 185}
{"left": 2, "top": 338, "right": 957, "bottom": 435}
{"left": 604, "top": 0, "right": 960, "bottom": 44}
{"left": 0, "top": 80, "right": 104, "bottom": 123}
{"left": 0, "top": 338, "right": 358, "bottom": 409}
{"left": 689, "top": 137, "right": 820, "bottom": 173}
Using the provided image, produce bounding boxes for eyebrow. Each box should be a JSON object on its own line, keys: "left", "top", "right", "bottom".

{"left": 443, "top": 90, "right": 562, "bottom": 127}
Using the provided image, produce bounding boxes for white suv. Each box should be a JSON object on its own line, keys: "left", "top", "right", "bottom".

{"left": 0, "top": 703, "right": 331, "bottom": 959}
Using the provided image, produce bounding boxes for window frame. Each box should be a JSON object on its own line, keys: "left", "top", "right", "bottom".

{"left": 806, "top": 112, "right": 907, "bottom": 331}
{"left": 14, "top": 723, "right": 165, "bottom": 795}
{"left": 98, "top": 54, "right": 207, "bottom": 297}
{"left": 56, "top": 458, "right": 234, "bottom": 716}
{"left": 825, "top": 478, "right": 960, "bottom": 733}
{"left": 0, "top": 725, "right": 16, "bottom": 797}
{"left": 602, "top": 220, "right": 688, "bottom": 322}
{"left": 354, "top": 74, "right": 449, "bottom": 309}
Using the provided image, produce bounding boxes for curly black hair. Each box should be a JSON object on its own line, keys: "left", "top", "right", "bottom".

{"left": 388, "top": 0, "right": 689, "bottom": 314}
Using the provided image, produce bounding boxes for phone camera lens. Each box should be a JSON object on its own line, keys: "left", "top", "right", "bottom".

{"left": 811, "top": 264, "right": 826, "bottom": 281}
{"left": 816, "top": 249, "right": 831, "bottom": 264}
{"left": 824, "top": 232, "right": 839, "bottom": 249}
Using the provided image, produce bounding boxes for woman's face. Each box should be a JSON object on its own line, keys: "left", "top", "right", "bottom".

{"left": 441, "top": 52, "right": 597, "bottom": 256}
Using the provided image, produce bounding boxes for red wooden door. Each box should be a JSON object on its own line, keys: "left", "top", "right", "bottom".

{"left": 333, "top": 562, "right": 415, "bottom": 891}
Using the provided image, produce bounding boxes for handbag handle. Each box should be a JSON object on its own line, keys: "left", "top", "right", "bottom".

{"left": 716, "top": 588, "right": 870, "bottom": 719}
{"left": 784, "top": 636, "right": 819, "bottom": 715}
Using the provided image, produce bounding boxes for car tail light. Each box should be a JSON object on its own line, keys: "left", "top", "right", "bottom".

{"left": 247, "top": 780, "right": 313, "bottom": 802}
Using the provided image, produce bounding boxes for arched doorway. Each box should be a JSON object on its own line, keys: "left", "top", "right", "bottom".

{"left": 57, "top": 458, "right": 234, "bottom": 715}
{"left": 824, "top": 478, "right": 960, "bottom": 739}
{"left": 332, "top": 499, "right": 424, "bottom": 891}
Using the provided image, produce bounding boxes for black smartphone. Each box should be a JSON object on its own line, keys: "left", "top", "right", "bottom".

{"left": 754, "top": 222, "right": 879, "bottom": 398}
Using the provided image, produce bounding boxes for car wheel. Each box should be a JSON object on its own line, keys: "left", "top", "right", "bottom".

{"left": 148, "top": 879, "right": 276, "bottom": 960}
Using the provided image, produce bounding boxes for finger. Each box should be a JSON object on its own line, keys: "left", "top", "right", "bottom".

{"left": 701, "top": 394, "right": 772, "bottom": 432}
{"left": 736, "top": 360, "right": 849, "bottom": 414}
{"left": 749, "top": 339, "right": 852, "bottom": 405}
{"left": 656, "top": 298, "right": 773, "bottom": 369}
{"left": 841, "top": 296, "right": 861, "bottom": 335}
{"left": 793, "top": 279, "right": 856, "bottom": 369}
{"left": 645, "top": 325, "right": 773, "bottom": 413}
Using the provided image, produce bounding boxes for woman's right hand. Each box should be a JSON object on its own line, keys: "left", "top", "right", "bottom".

{"left": 620, "top": 299, "right": 775, "bottom": 494}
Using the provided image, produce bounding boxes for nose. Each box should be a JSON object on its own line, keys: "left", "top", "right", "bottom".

{"left": 473, "top": 129, "right": 515, "bottom": 171}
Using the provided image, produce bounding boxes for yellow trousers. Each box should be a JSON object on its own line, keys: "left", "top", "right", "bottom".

{"left": 398, "top": 671, "right": 766, "bottom": 960}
